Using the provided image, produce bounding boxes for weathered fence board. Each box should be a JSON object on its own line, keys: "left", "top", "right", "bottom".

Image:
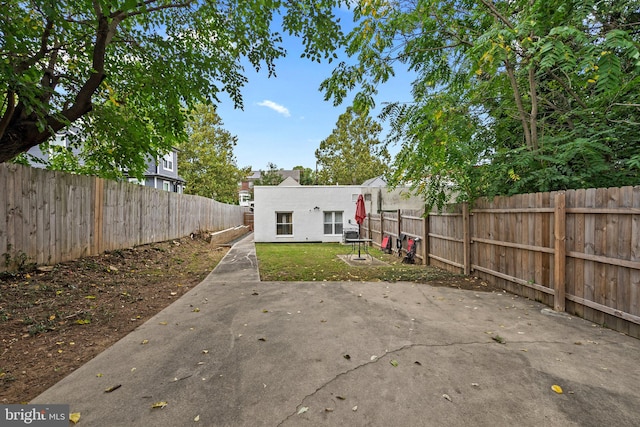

{"left": 1, "top": 164, "right": 246, "bottom": 271}
{"left": 360, "top": 185, "right": 640, "bottom": 338}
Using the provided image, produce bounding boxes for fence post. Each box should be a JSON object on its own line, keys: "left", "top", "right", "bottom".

{"left": 554, "top": 192, "right": 566, "bottom": 312}
{"left": 397, "top": 209, "right": 402, "bottom": 256}
{"left": 463, "top": 202, "right": 471, "bottom": 275}
{"left": 93, "top": 177, "right": 104, "bottom": 255}
{"left": 422, "top": 213, "right": 429, "bottom": 266}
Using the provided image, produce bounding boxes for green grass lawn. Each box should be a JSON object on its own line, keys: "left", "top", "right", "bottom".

{"left": 255, "top": 242, "right": 453, "bottom": 283}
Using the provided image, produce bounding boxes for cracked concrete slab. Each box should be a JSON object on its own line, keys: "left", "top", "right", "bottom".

{"left": 33, "top": 234, "right": 640, "bottom": 426}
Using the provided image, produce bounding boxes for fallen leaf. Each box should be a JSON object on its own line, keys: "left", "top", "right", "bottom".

{"left": 141, "top": 339, "right": 149, "bottom": 345}
{"left": 152, "top": 401, "right": 168, "bottom": 409}
{"left": 104, "top": 384, "right": 121, "bottom": 393}
{"left": 414, "top": 361, "right": 422, "bottom": 366}
{"left": 471, "top": 382, "right": 479, "bottom": 387}
{"left": 202, "top": 350, "right": 209, "bottom": 354}
{"left": 352, "top": 405, "right": 358, "bottom": 411}
{"left": 96, "top": 373, "right": 103, "bottom": 378}
{"left": 258, "top": 338, "right": 266, "bottom": 342}
{"left": 443, "top": 394, "right": 452, "bottom": 402}
{"left": 159, "top": 321, "right": 168, "bottom": 325}
{"left": 325, "top": 408, "right": 334, "bottom": 412}
{"left": 84, "top": 295, "right": 96, "bottom": 300}
{"left": 194, "top": 415, "right": 200, "bottom": 422}
{"left": 262, "top": 309, "right": 269, "bottom": 313}
{"left": 297, "top": 406, "right": 308, "bottom": 415}
{"left": 343, "top": 354, "right": 351, "bottom": 360}
{"left": 390, "top": 359, "right": 399, "bottom": 367}
{"left": 336, "top": 396, "right": 346, "bottom": 400}
{"left": 492, "top": 335, "right": 506, "bottom": 344}
{"left": 551, "top": 385, "right": 563, "bottom": 394}
{"left": 192, "top": 308, "right": 200, "bottom": 312}
{"left": 69, "top": 412, "right": 81, "bottom": 424}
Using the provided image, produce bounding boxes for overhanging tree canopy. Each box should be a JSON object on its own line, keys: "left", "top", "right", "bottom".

{"left": 322, "top": 0, "right": 640, "bottom": 208}
{"left": 0, "top": 0, "right": 347, "bottom": 175}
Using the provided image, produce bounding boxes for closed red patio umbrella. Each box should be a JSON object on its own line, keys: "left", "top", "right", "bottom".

{"left": 355, "top": 194, "right": 366, "bottom": 235}
{"left": 353, "top": 194, "right": 367, "bottom": 259}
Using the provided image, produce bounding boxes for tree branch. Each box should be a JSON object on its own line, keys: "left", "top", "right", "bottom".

{"left": 478, "top": 0, "right": 515, "bottom": 30}
{"left": 119, "top": 0, "right": 195, "bottom": 19}
{"left": 0, "top": 91, "right": 16, "bottom": 139}
{"left": 549, "top": 71, "right": 588, "bottom": 109}
{"left": 15, "top": 18, "right": 54, "bottom": 73}
{"left": 504, "top": 57, "right": 532, "bottom": 149}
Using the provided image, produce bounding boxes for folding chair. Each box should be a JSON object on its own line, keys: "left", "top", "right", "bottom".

{"left": 402, "top": 237, "right": 418, "bottom": 264}
{"left": 381, "top": 235, "right": 392, "bottom": 254}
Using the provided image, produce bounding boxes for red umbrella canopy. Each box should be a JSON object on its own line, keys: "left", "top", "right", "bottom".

{"left": 355, "top": 194, "right": 366, "bottom": 225}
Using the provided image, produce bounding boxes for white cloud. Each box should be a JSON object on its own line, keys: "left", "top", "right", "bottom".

{"left": 257, "top": 100, "right": 290, "bottom": 117}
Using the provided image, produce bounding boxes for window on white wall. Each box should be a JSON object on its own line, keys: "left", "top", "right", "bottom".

{"left": 162, "top": 152, "right": 174, "bottom": 171}
{"left": 323, "top": 211, "right": 343, "bottom": 235}
{"left": 276, "top": 212, "right": 293, "bottom": 235}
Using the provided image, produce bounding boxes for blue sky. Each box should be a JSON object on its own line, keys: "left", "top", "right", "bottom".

{"left": 215, "top": 8, "right": 415, "bottom": 172}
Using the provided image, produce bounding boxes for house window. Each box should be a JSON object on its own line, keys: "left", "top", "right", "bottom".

{"left": 162, "top": 181, "right": 171, "bottom": 192}
{"left": 324, "top": 211, "right": 343, "bottom": 235}
{"left": 162, "top": 152, "right": 174, "bottom": 171}
{"left": 276, "top": 212, "right": 293, "bottom": 236}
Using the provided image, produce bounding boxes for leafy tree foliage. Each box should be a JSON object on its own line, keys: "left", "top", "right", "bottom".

{"left": 254, "top": 162, "right": 285, "bottom": 186}
{"left": 315, "top": 107, "right": 390, "bottom": 185}
{"left": 0, "top": 0, "right": 347, "bottom": 177}
{"left": 293, "top": 165, "right": 317, "bottom": 185}
{"left": 179, "top": 104, "right": 248, "bottom": 204}
{"left": 322, "top": 0, "right": 640, "bottom": 208}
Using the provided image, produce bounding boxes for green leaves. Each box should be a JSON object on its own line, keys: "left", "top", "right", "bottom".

{"left": 323, "top": 0, "right": 640, "bottom": 206}
{"left": 315, "top": 107, "right": 389, "bottom": 185}
{"left": 179, "top": 104, "right": 247, "bottom": 203}
{"left": 1, "top": 0, "right": 349, "bottom": 165}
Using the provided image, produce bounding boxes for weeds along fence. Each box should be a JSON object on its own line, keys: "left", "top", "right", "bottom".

{"left": 362, "top": 186, "right": 640, "bottom": 339}
{"left": 0, "top": 163, "right": 247, "bottom": 272}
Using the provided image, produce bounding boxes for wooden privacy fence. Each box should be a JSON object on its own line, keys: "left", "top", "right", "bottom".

{"left": 0, "top": 164, "right": 247, "bottom": 271}
{"left": 362, "top": 186, "right": 640, "bottom": 339}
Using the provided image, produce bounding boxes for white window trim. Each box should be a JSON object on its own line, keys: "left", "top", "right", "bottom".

{"left": 276, "top": 212, "right": 293, "bottom": 236}
{"left": 162, "top": 152, "right": 174, "bottom": 172}
{"left": 323, "top": 211, "right": 344, "bottom": 235}
{"left": 162, "top": 181, "right": 171, "bottom": 192}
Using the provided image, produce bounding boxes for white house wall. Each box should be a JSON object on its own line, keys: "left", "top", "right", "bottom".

{"left": 254, "top": 186, "right": 362, "bottom": 243}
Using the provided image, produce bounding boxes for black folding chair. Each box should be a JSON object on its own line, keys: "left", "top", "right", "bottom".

{"left": 402, "top": 237, "right": 419, "bottom": 264}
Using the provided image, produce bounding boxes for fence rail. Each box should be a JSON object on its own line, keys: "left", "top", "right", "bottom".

{"left": 361, "top": 186, "right": 640, "bottom": 339}
{"left": 1, "top": 164, "right": 247, "bottom": 271}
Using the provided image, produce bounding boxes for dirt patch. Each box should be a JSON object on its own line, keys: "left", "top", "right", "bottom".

{"left": 0, "top": 234, "right": 229, "bottom": 404}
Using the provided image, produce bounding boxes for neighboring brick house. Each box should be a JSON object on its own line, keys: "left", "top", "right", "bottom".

{"left": 238, "top": 169, "right": 301, "bottom": 206}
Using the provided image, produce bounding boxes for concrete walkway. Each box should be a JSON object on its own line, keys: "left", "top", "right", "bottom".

{"left": 33, "top": 234, "right": 640, "bottom": 426}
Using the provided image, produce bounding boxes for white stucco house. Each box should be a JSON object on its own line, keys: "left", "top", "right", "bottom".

{"left": 253, "top": 176, "right": 425, "bottom": 243}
